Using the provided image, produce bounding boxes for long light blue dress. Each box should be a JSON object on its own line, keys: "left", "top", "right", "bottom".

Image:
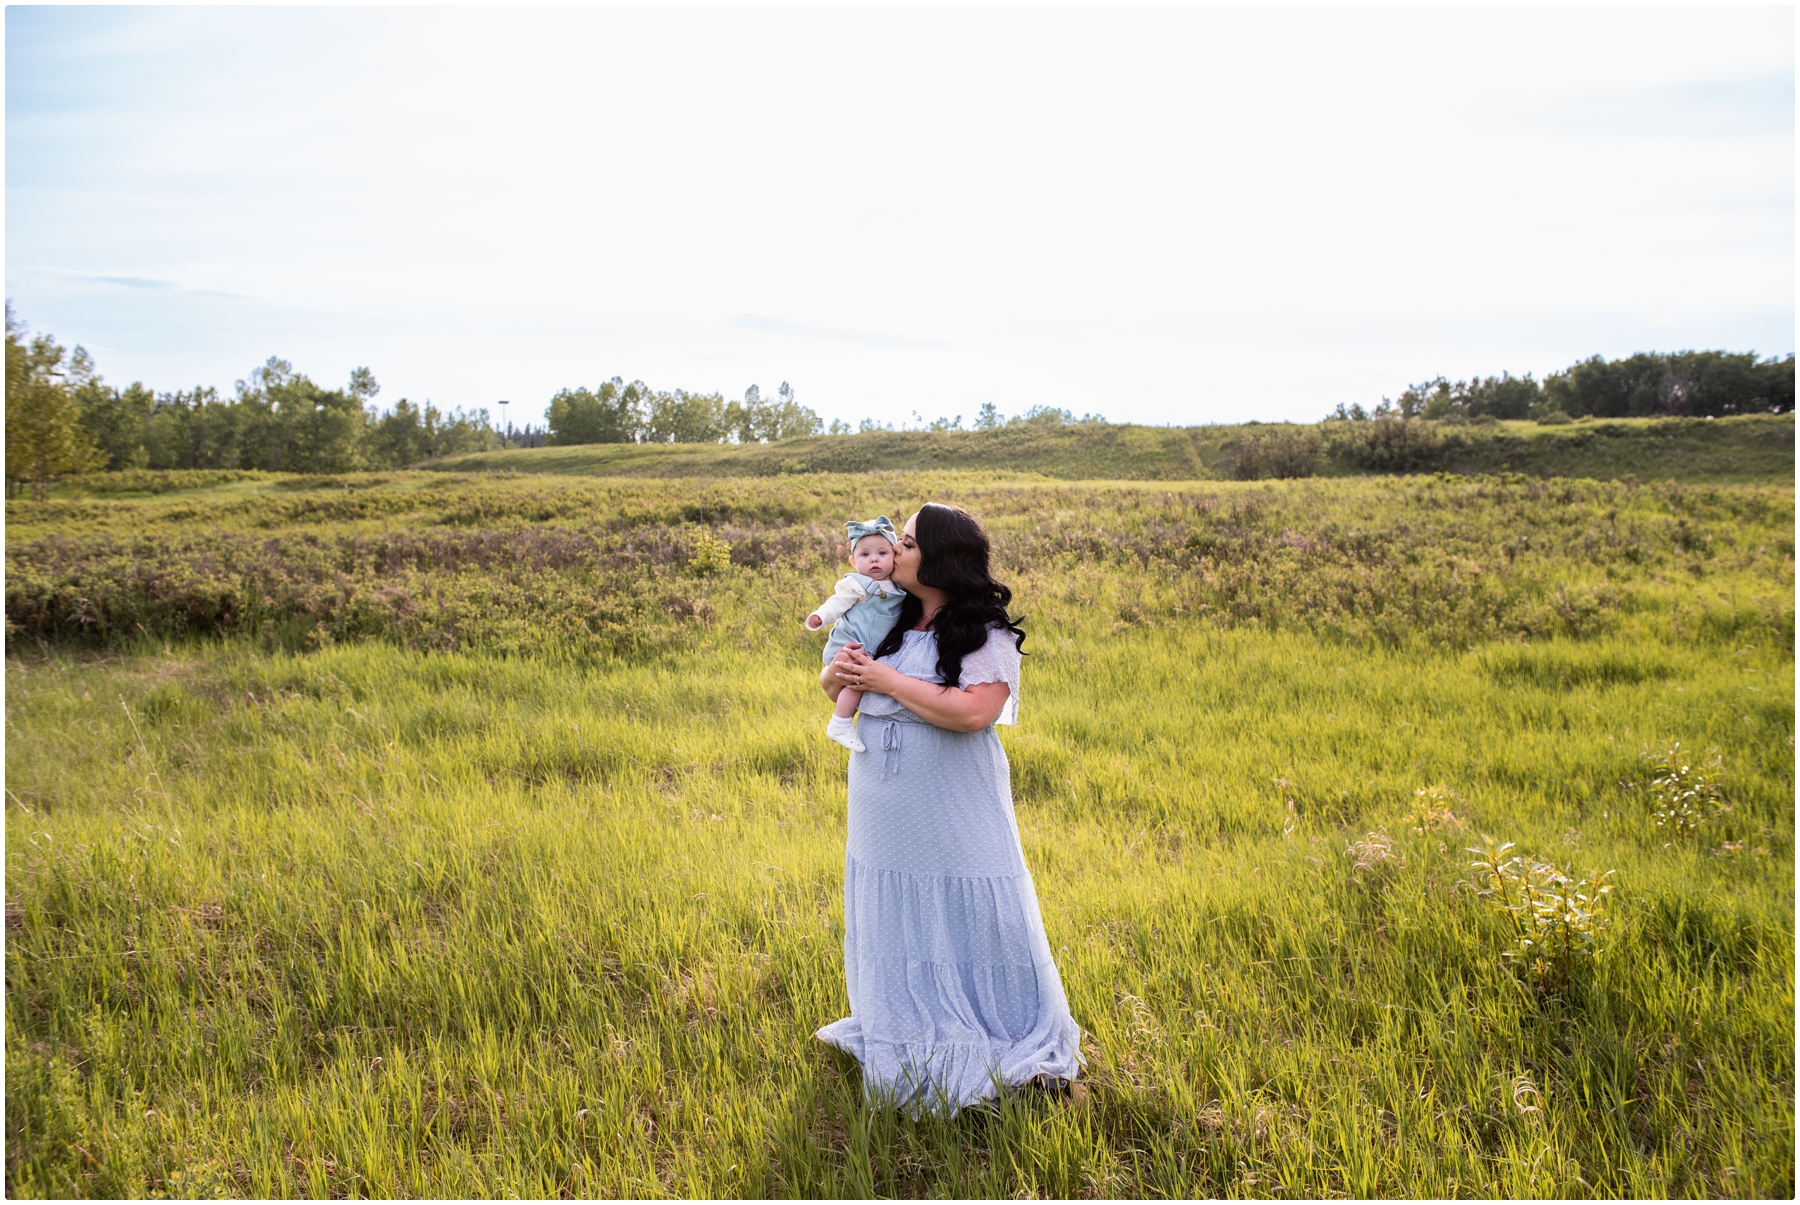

{"left": 816, "top": 625, "right": 1084, "bottom": 1114}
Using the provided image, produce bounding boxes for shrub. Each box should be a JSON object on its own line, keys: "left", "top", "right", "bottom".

{"left": 1226, "top": 426, "right": 1323, "bottom": 480}
{"left": 684, "top": 529, "right": 733, "bottom": 577}
{"left": 1327, "top": 418, "right": 1458, "bottom": 472}
{"left": 1469, "top": 836, "right": 1616, "bottom": 985}
{"left": 1643, "top": 740, "right": 1728, "bottom": 838}
{"left": 1410, "top": 785, "right": 1467, "bottom": 833}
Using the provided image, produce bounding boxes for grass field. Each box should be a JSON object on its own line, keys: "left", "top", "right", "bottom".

{"left": 5, "top": 468, "right": 1794, "bottom": 1197}
{"left": 418, "top": 413, "right": 1795, "bottom": 485}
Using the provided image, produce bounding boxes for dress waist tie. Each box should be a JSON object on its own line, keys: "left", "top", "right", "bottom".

{"left": 880, "top": 719, "right": 903, "bottom": 777}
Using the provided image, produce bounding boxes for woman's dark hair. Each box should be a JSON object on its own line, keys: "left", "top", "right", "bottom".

{"left": 872, "top": 502, "right": 1026, "bottom": 688}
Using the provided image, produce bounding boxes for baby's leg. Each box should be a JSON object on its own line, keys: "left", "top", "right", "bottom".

{"left": 826, "top": 687, "right": 867, "bottom": 752}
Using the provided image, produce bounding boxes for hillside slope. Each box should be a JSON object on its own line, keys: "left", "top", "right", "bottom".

{"left": 425, "top": 413, "right": 1793, "bottom": 483}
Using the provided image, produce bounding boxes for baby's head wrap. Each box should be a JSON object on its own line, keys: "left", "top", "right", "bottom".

{"left": 846, "top": 516, "right": 899, "bottom": 549}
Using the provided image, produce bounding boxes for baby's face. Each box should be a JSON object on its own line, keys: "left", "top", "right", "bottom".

{"left": 852, "top": 535, "right": 896, "bottom": 580}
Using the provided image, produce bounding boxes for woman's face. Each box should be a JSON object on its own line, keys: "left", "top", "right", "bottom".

{"left": 889, "top": 512, "right": 923, "bottom": 591}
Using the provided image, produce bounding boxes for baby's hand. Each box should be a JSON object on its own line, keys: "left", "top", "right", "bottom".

{"left": 805, "top": 613, "right": 824, "bottom": 630}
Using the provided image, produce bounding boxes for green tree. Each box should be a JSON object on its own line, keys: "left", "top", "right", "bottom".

{"left": 232, "top": 358, "right": 291, "bottom": 470}
{"left": 68, "top": 347, "right": 153, "bottom": 470}
{"left": 548, "top": 378, "right": 646, "bottom": 445}
{"left": 144, "top": 387, "right": 237, "bottom": 470}
{"left": 368, "top": 398, "right": 432, "bottom": 467}
{"left": 1464, "top": 373, "right": 1542, "bottom": 420}
{"left": 723, "top": 384, "right": 764, "bottom": 444}
{"left": 231, "top": 357, "right": 369, "bottom": 473}
{"left": 646, "top": 389, "right": 729, "bottom": 443}
{"left": 367, "top": 398, "right": 494, "bottom": 467}
{"left": 5, "top": 306, "right": 104, "bottom": 497}
{"left": 725, "top": 383, "right": 823, "bottom": 443}
{"left": 431, "top": 405, "right": 496, "bottom": 458}
{"left": 1362, "top": 352, "right": 1796, "bottom": 424}
{"left": 290, "top": 369, "right": 371, "bottom": 473}
{"left": 761, "top": 382, "right": 822, "bottom": 441}
{"left": 1545, "top": 351, "right": 1794, "bottom": 418}
{"left": 1400, "top": 378, "right": 1450, "bottom": 419}
{"left": 1403, "top": 374, "right": 1542, "bottom": 422}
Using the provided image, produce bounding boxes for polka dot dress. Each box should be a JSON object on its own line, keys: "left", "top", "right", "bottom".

{"left": 815, "top": 627, "right": 1084, "bottom": 1113}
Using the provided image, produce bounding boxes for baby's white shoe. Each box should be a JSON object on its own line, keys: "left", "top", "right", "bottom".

{"left": 826, "top": 715, "right": 866, "bottom": 753}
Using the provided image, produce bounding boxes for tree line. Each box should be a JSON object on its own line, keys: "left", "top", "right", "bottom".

{"left": 543, "top": 382, "right": 1108, "bottom": 446}
{"left": 5, "top": 307, "right": 493, "bottom": 496}
{"left": 1331, "top": 350, "right": 1794, "bottom": 423}
{"left": 3, "top": 303, "right": 872, "bottom": 495}
{"left": 8, "top": 302, "right": 1111, "bottom": 495}
{"left": 546, "top": 380, "right": 825, "bottom": 445}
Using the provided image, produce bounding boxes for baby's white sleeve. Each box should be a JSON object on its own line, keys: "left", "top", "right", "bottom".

{"left": 810, "top": 575, "right": 871, "bottom": 627}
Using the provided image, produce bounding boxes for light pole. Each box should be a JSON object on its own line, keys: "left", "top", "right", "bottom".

{"left": 497, "top": 400, "right": 510, "bottom": 448}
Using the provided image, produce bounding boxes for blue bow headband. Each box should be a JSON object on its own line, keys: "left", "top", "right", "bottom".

{"left": 846, "top": 515, "right": 899, "bottom": 549}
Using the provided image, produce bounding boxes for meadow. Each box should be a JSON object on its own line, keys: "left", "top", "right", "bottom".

{"left": 419, "top": 413, "right": 1795, "bottom": 485}
{"left": 4, "top": 467, "right": 1794, "bottom": 1198}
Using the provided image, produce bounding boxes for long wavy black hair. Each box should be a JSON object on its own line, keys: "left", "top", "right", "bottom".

{"left": 872, "top": 502, "right": 1026, "bottom": 688}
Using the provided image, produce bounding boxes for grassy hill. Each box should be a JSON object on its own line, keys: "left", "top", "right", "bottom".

{"left": 423, "top": 413, "right": 1793, "bottom": 483}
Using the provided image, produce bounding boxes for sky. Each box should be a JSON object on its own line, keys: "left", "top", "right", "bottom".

{"left": 6, "top": 5, "right": 1794, "bottom": 429}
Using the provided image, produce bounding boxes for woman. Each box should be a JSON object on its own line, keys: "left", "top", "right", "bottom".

{"left": 816, "top": 503, "right": 1085, "bottom": 1114}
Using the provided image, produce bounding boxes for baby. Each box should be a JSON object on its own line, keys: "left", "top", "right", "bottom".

{"left": 805, "top": 516, "right": 908, "bottom": 752}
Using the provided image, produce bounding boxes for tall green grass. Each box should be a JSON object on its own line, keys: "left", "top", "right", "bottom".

{"left": 5, "top": 474, "right": 1793, "bottom": 1198}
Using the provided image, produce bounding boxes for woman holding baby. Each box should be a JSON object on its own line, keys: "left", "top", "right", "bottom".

{"left": 809, "top": 502, "right": 1086, "bottom": 1114}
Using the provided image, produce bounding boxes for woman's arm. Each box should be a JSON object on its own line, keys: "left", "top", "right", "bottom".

{"left": 832, "top": 645, "right": 1010, "bottom": 732}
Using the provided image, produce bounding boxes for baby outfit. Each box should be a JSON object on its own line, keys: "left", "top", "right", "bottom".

{"left": 814, "top": 573, "right": 908, "bottom": 665}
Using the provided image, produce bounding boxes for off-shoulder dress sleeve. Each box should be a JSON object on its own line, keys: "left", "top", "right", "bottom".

{"left": 958, "top": 625, "right": 1022, "bottom": 726}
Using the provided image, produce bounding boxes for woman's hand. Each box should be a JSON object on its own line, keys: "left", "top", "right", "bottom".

{"left": 834, "top": 644, "right": 902, "bottom": 695}
{"left": 819, "top": 641, "right": 864, "bottom": 701}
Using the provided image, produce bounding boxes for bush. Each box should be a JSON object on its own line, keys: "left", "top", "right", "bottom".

{"left": 1643, "top": 740, "right": 1728, "bottom": 838}
{"left": 684, "top": 529, "right": 733, "bottom": 577}
{"left": 1468, "top": 835, "right": 1617, "bottom": 987}
{"left": 1327, "top": 418, "right": 1459, "bottom": 472}
{"left": 1226, "top": 427, "right": 1323, "bottom": 480}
